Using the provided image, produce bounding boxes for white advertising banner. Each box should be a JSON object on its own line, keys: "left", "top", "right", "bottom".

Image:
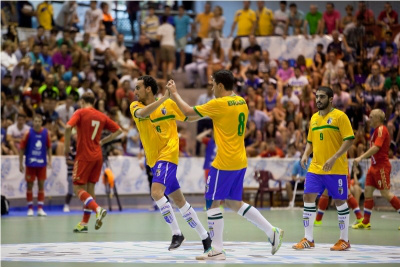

{"left": 1, "top": 156, "right": 399, "bottom": 199}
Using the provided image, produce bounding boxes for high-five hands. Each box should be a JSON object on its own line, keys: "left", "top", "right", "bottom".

{"left": 166, "top": 80, "right": 178, "bottom": 95}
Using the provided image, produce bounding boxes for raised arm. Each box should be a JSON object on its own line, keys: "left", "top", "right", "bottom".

{"left": 167, "top": 80, "right": 201, "bottom": 118}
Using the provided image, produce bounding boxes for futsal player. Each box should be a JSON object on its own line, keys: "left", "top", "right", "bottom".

{"left": 64, "top": 92, "right": 122, "bottom": 232}
{"left": 167, "top": 70, "right": 284, "bottom": 260}
{"left": 130, "top": 75, "right": 212, "bottom": 254}
{"left": 352, "top": 109, "right": 400, "bottom": 230}
{"left": 292, "top": 86, "right": 354, "bottom": 251}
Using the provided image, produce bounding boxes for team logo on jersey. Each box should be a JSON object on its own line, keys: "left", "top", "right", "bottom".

{"left": 35, "top": 140, "right": 43, "bottom": 150}
{"left": 161, "top": 107, "right": 167, "bottom": 115}
{"left": 303, "top": 217, "right": 309, "bottom": 227}
{"left": 156, "top": 169, "right": 161, "bottom": 176}
{"left": 327, "top": 118, "right": 333, "bottom": 125}
{"left": 338, "top": 186, "right": 344, "bottom": 195}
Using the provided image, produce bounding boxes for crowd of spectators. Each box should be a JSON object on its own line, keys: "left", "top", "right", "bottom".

{"left": 1, "top": 1, "right": 400, "bottom": 163}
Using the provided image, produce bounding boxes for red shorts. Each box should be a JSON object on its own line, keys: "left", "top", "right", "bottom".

{"left": 366, "top": 164, "right": 392, "bottom": 190}
{"left": 73, "top": 159, "right": 103, "bottom": 185}
{"left": 25, "top": 166, "right": 47, "bottom": 182}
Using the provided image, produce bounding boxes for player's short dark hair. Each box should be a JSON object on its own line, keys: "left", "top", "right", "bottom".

{"left": 280, "top": 1, "right": 287, "bottom": 5}
{"left": 213, "top": 70, "right": 234, "bottom": 91}
{"left": 138, "top": 75, "right": 158, "bottom": 95}
{"left": 37, "top": 25, "right": 44, "bottom": 30}
{"left": 326, "top": 2, "right": 334, "bottom": 8}
{"left": 33, "top": 114, "right": 43, "bottom": 121}
{"left": 317, "top": 86, "right": 334, "bottom": 98}
{"left": 17, "top": 113, "right": 26, "bottom": 119}
{"left": 81, "top": 92, "right": 96, "bottom": 105}
{"left": 289, "top": 3, "right": 297, "bottom": 8}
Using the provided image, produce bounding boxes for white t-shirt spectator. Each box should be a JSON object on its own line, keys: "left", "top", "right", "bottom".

{"left": 84, "top": 8, "right": 103, "bottom": 33}
{"left": 78, "top": 87, "right": 93, "bottom": 97}
{"left": 192, "top": 46, "right": 210, "bottom": 64}
{"left": 6, "top": 123, "right": 30, "bottom": 149}
{"left": 1, "top": 52, "right": 18, "bottom": 71}
{"left": 281, "top": 94, "right": 300, "bottom": 107}
{"left": 55, "top": 2, "right": 77, "bottom": 28}
{"left": 110, "top": 42, "right": 126, "bottom": 61}
{"left": 157, "top": 23, "right": 175, "bottom": 47}
{"left": 288, "top": 75, "right": 309, "bottom": 95}
{"left": 274, "top": 9, "right": 289, "bottom": 35}
{"left": 56, "top": 104, "right": 75, "bottom": 125}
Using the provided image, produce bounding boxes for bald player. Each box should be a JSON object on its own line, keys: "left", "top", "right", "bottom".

{"left": 352, "top": 109, "right": 400, "bottom": 230}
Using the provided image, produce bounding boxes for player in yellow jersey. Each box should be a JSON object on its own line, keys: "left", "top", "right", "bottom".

{"left": 292, "top": 86, "right": 355, "bottom": 251}
{"left": 130, "top": 76, "right": 211, "bottom": 256}
{"left": 166, "top": 70, "right": 284, "bottom": 260}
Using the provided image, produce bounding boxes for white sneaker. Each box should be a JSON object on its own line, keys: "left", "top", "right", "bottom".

{"left": 37, "top": 209, "right": 47, "bottom": 217}
{"left": 196, "top": 248, "right": 226, "bottom": 260}
{"left": 27, "top": 209, "right": 34, "bottom": 216}
{"left": 269, "top": 227, "right": 284, "bottom": 255}
{"left": 63, "top": 204, "right": 70, "bottom": 212}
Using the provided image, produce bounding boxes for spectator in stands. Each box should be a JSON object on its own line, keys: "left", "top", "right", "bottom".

{"left": 6, "top": 113, "right": 30, "bottom": 155}
{"left": 84, "top": 1, "right": 103, "bottom": 34}
{"left": 274, "top": 1, "right": 289, "bottom": 37}
{"left": 229, "top": 1, "right": 256, "bottom": 37}
{"left": 281, "top": 85, "right": 300, "bottom": 112}
{"left": 386, "top": 83, "right": 400, "bottom": 117}
{"left": 207, "top": 38, "right": 225, "bottom": 79}
{"left": 162, "top": 5, "right": 175, "bottom": 26}
{"left": 348, "top": 83, "right": 365, "bottom": 127}
{"left": 116, "top": 80, "right": 135, "bottom": 105}
{"left": 388, "top": 101, "right": 400, "bottom": 144}
{"left": 110, "top": 33, "right": 126, "bottom": 61}
{"left": 303, "top": 5, "right": 322, "bottom": 37}
{"left": 348, "top": 125, "right": 367, "bottom": 159}
{"left": 363, "top": 30, "right": 380, "bottom": 69}
{"left": 259, "top": 138, "right": 285, "bottom": 158}
{"left": 340, "top": 5, "right": 354, "bottom": 32}
{"left": 3, "top": 95, "right": 19, "bottom": 121}
{"left": 29, "top": 44, "right": 44, "bottom": 66}
{"left": 385, "top": 68, "right": 400, "bottom": 90}
{"left": 243, "top": 35, "right": 262, "bottom": 59}
{"left": 142, "top": 6, "right": 160, "bottom": 66}
{"left": 1, "top": 117, "right": 13, "bottom": 155}
{"left": 209, "top": 5, "right": 225, "bottom": 39}
{"left": 36, "top": 1, "right": 54, "bottom": 30}
{"left": 157, "top": 16, "right": 175, "bottom": 80}
{"left": 55, "top": 29, "right": 73, "bottom": 49}
{"left": 377, "top": 2, "right": 398, "bottom": 29}
{"left": 126, "top": 1, "right": 140, "bottom": 40}
{"left": 255, "top": 1, "right": 274, "bottom": 36}
{"left": 1, "top": 73, "right": 12, "bottom": 99}
{"left": 322, "top": 2, "right": 340, "bottom": 35}
{"left": 277, "top": 60, "right": 294, "bottom": 85}
{"left": 381, "top": 44, "right": 399, "bottom": 75}
{"left": 93, "top": 28, "right": 109, "bottom": 66}
{"left": 52, "top": 43, "right": 72, "bottom": 72}
{"left": 55, "top": 1, "right": 79, "bottom": 30}
{"left": 258, "top": 50, "right": 277, "bottom": 76}
{"left": 132, "top": 34, "right": 150, "bottom": 61}
{"left": 101, "top": 2, "right": 118, "bottom": 36}
{"left": 126, "top": 120, "right": 140, "bottom": 156}
{"left": 355, "top": 1, "right": 375, "bottom": 26}
{"left": 288, "top": 3, "right": 304, "bottom": 35}
{"left": 264, "top": 81, "right": 281, "bottom": 114}
{"left": 331, "top": 67, "right": 350, "bottom": 91}
{"left": 39, "top": 73, "right": 59, "bottom": 97}
{"left": 14, "top": 41, "right": 29, "bottom": 63}
{"left": 288, "top": 66, "right": 309, "bottom": 96}
{"left": 174, "top": 6, "right": 192, "bottom": 73}
{"left": 245, "top": 85, "right": 264, "bottom": 109}
{"left": 322, "top": 50, "right": 344, "bottom": 87}
{"left": 194, "top": 2, "right": 213, "bottom": 38}
{"left": 56, "top": 95, "right": 75, "bottom": 131}
{"left": 30, "top": 60, "right": 45, "bottom": 84}
{"left": 3, "top": 25, "right": 19, "bottom": 46}
{"left": 185, "top": 37, "right": 209, "bottom": 88}
{"left": 17, "top": 1, "right": 35, "bottom": 28}
{"left": 227, "top": 55, "right": 246, "bottom": 92}
{"left": 365, "top": 63, "right": 385, "bottom": 107}
{"left": 1, "top": 41, "right": 18, "bottom": 77}
{"left": 118, "top": 49, "right": 137, "bottom": 76}
{"left": 248, "top": 101, "right": 270, "bottom": 131}
{"left": 332, "top": 83, "right": 351, "bottom": 112}
{"left": 380, "top": 31, "right": 398, "bottom": 56}
{"left": 12, "top": 56, "right": 31, "bottom": 87}
{"left": 228, "top": 37, "right": 243, "bottom": 62}
{"left": 31, "top": 26, "right": 48, "bottom": 48}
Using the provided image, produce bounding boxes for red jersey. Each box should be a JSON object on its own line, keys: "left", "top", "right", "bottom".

{"left": 67, "top": 107, "right": 120, "bottom": 161}
{"left": 370, "top": 125, "right": 390, "bottom": 166}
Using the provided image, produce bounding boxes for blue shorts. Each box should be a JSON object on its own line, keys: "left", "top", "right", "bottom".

{"left": 151, "top": 161, "right": 181, "bottom": 195}
{"left": 304, "top": 172, "right": 348, "bottom": 200}
{"left": 205, "top": 166, "right": 246, "bottom": 201}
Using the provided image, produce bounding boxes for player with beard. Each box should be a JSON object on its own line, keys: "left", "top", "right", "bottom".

{"left": 292, "top": 86, "right": 355, "bottom": 251}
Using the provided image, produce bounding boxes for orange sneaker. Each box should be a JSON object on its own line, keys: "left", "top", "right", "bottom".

{"left": 292, "top": 238, "right": 315, "bottom": 250}
{"left": 330, "top": 239, "right": 351, "bottom": 251}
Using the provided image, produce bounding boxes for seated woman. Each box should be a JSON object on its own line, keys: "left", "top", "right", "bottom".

{"left": 207, "top": 38, "right": 225, "bottom": 79}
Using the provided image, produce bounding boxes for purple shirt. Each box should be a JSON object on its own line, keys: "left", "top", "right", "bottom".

{"left": 277, "top": 68, "right": 294, "bottom": 82}
{"left": 381, "top": 54, "right": 399, "bottom": 69}
{"left": 52, "top": 52, "right": 72, "bottom": 70}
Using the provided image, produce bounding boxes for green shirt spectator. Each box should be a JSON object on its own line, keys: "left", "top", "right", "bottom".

{"left": 305, "top": 7, "right": 322, "bottom": 35}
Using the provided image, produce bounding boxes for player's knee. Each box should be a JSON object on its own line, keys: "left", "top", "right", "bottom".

{"left": 150, "top": 188, "right": 164, "bottom": 201}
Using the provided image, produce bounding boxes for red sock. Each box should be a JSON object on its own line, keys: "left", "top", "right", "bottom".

{"left": 38, "top": 190, "right": 45, "bottom": 209}
{"left": 77, "top": 189, "right": 99, "bottom": 212}
{"left": 389, "top": 196, "right": 400, "bottom": 213}
{"left": 27, "top": 190, "right": 33, "bottom": 209}
{"left": 316, "top": 195, "right": 329, "bottom": 221}
{"left": 363, "top": 198, "right": 374, "bottom": 224}
{"left": 347, "top": 194, "right": 362, "bottom": 220}
{"left": 82, "top": 205, "right": 92, "bottom": 225}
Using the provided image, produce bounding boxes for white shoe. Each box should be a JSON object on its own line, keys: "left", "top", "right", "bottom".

{"left": 63, "top": 204, "right": 70, "bottom": 212}
{"left": 37, "top": 208, "right": 47, "bottom": 216}
{"left": 269, "top": 227, "right": 284, "bottom": 255}
{"left": 27, "top": 209, "right": 34, "bottom": 216}
{"left": 196, "top": 248, "right": 226, "bottom": 260}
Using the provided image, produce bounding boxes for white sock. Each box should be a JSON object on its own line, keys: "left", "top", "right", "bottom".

{"left": 303, "top": 202, "right": 316, "bottom": 242}
{"left": 156, "top": 196, "right": 181, "bottom": 236}
{"left": 238, "top": 203, "right": 274, "bottom": 239}
{"left": 337, "top": 203, "right": 350, "bottom": 242}
{"left": 179, "top": 202, "right": 208, "bottom": 240}
{"left": 207, "top": 207, "right": 224, "bottom": 252}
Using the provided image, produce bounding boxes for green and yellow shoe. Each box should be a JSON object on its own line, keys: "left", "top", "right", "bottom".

{"left": 73, "top": 222, "right": 88, "bottom": 233}
{"left": 352, "top": 217, "right": 364, "bottom": 226}
{"left": 352, "top": 222, "right": 371, "bottom": 229}
{"left": 314, "top": 220, "right": 322, "bottom": 226}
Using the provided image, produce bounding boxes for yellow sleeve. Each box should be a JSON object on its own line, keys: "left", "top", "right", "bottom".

{"left": 130, "top": 101, "right": 141, "bottom": 119}
{"left": 168, "top": 100, "right": 186, "bottom": 122}
{"left": 338, "top": 114, "right": 355, "bottom": 141}
{"left": 234, "top": 10, "right": 240, "bottom": 22}
{"left": 250, "top": 10, "right": 257, "bottom": 22}
{"left": 193, "top": 98, "right": 220, "bottom": 119}
{"left": 307, "top": 123, "right": 312, "bottom": 143}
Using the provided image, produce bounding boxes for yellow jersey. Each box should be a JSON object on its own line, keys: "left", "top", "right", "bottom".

{"left": 194, "top": 95, "right": 248, "bottom": 170}
{"left": 196, "top": 12, "right": 214, "bottom": 38}
{"left": 256, "top": 7, "right": 274, "bottom": 36}
{"left": 234, "top": 9, "right": 257, "bottom": 36}
{"left": 307, "top": 108, "right": 355, "bottom": 175}
{"left": 130, "top": 99, "right": 186, "bottom": 168}
{"left": 37, "top": 2, "right": 54, "bottom": 30}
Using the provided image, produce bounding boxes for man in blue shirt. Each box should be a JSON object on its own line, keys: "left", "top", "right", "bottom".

{"left": 287, "top": 156, "right": 311, "bottom": 204}
{"left": 174, "top": 5, "right": 192, "bottom": 73}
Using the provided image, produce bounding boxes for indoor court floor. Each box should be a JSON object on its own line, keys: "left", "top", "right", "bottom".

{"left": 1, "top": 208, "right": 400, "bottom": 267}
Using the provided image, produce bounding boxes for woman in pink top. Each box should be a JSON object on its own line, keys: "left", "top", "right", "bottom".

{"left": 277, "top": 60, "right": 294, "bottom": 85}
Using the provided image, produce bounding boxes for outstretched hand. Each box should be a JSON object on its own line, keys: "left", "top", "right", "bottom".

{"left": 166, "top": 80, "right": 178, "bottom": 94}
